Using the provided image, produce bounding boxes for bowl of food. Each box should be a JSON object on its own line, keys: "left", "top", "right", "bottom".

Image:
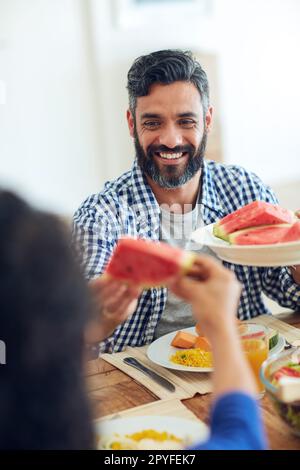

{"left": 260, "top": 347, "right": 300, "bottom": 436}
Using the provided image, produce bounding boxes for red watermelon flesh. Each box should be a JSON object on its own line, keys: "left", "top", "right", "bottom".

{"left": 215, "top": 201, "right": 294, "bottom": 239}
{"left": 228, "top": 223, "right": 300, "bottom": 245}
{"left": 105, "top": 237, "right": 195, "bottom": 286}
{"left": 281, "top": 221, "right": 300, "bottom": 243}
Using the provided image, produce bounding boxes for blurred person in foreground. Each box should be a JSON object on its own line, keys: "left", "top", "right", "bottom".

{"left": 0, "top": 190, "right": 266, "bottom": 449}
{"left": 73, "top": 49, "right": 300, "bottom": 355}
{"left": 0, "top": 191, "right": 94, "bottom": 449}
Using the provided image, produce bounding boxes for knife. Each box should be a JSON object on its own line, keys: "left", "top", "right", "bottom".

{"left": 123, "top": 357, "right": 176, "bottom": 392}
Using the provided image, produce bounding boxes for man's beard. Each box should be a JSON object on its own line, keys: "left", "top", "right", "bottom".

{"left": 134, "top": 130, "right": 207, "bottom": 189}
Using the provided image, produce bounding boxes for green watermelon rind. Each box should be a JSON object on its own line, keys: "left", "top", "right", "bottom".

{"left": 269, "top": 329, "right": 279, "bottom": 350}
{"left": 228, "top": 223, "right": 293, "bottom": 245}
{"left": 213, "top": 223, "right": 229, "bottom": 242}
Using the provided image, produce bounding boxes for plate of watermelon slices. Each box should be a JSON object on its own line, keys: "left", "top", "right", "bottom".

{"left": 191, "top": 201, "right": 300, "bottom": 267}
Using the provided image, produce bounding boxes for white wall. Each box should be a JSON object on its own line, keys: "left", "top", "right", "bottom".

{"left": 0, "top": 0, "right": 104, "bottom": 214}
{"left": 0, "top": 0, "right": 299, "bottom": 215}
{"left": 216, "top": 0, "right": 300, "bottom": 187}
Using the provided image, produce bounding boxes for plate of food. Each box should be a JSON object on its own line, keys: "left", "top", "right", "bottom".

{"left": 96, "top": 415, "right": 209, "bottom": 450}
{"left": 147, "top": 325, "right": 285, "bottom": 372}
{"left": 191, "top": 201, "right": 300, "bottom": 267}
{"left": 147, "top": 326, "right": 213, "bottom": 372}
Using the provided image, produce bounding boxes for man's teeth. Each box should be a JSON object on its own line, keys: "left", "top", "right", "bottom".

{"left": 159, "top": 152, "right": 183, "bottom": 160}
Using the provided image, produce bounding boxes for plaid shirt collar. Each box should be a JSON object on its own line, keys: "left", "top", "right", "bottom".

{"left": 131, "top": 159, "right": 159, "bottom": 210}
{"left": 201, "top": 161, "right": 226, "bottom": 224}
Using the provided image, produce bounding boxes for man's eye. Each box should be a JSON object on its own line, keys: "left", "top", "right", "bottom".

{"left": 179, "top": 119, "right": 195, "bottom": 128}
{"left": 143, "top": 121, "right": 161, "bottom": 128}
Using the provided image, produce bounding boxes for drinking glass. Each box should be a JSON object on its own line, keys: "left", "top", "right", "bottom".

{"left": 240, "top": 323, "right": 269, "bottom": 398}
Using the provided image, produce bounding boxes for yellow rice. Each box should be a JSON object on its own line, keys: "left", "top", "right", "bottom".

{"left": 170, "top": 348, "right": 213, "bottom": 368}
{"left": 103, "top": 430, "right": 182, "bottom": 450}
{"left": 127, "top": 430, "right": 181, "bottom": 443}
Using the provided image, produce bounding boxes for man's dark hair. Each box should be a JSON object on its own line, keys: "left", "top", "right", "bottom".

{"left": 0, "top": 191, "right": 94, "bottom": 449}
{"left": 127, "top": 49, "right": 210, "bottom": 115}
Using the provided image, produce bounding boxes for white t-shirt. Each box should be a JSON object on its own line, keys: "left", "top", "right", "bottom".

{"left": 154, "top": 203, "right": 217, "bottom": 339}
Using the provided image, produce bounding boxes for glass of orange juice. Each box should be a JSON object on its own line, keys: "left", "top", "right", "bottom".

{"left": 240, "top": 323, "right": 269, "bottom": 398}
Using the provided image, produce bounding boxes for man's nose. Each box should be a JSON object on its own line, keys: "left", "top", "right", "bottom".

{"left": 157, "top": 124, "right": 183, "bottom": 148}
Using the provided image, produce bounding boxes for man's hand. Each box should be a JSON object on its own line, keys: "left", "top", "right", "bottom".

{"left": 169, "top": 255, "right": 241, "bottom": 339}
{"left": 290, "top": 265, "right": 300, "bottom": 284}
{"left": 85, "top": 277, "right": 142, "bottom": 344}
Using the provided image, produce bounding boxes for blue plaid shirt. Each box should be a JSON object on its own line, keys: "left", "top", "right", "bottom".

{"left": 73, "top": 159, "right": 300, "bottom": 353}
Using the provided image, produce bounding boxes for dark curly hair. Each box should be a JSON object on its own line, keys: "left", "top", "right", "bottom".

{"left": 127, "top": 49, "right": 210, "bottom": 116}
{"left": 0, "top": 191, "right": 94, "bottom": 449}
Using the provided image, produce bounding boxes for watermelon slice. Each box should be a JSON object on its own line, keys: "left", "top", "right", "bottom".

{"left": 281, "top": 221, "right": 300, "bottom": 243}
{"left": 228, "top": 222, "right": 300, "bottom": 245}
{"left": 273, "top": 366, "right": 300, "bottom": 382}
{"left": 104, "top": 237, "right": 196, "bottom": 287}
{"left": 213, "top": 201, "right": 294, "bottom": 241}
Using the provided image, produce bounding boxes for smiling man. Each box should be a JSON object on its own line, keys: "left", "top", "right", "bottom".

{"left": 130, "top": 80, "right": 208, "bottom": 191}
{"left": 73, "top": 49, "right": 300, "bottom": 354}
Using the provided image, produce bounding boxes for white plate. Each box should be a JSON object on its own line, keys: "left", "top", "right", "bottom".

{"left": 147, "top": 327, "right": 213, "bottom": 372}
{"left": 191, "top": 223, "right": 300, "bottom": 267}
{"left": 96, "top": 415, "right": 209, "bottom": 450}
{"left": 147, "top": 327, "right": 285, "bottom": 372}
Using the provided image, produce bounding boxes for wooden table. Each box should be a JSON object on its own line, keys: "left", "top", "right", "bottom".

{"left": 86, "top": 312, "right": 300, "bottom": 450}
